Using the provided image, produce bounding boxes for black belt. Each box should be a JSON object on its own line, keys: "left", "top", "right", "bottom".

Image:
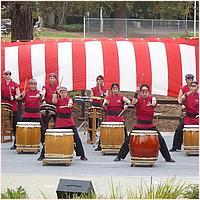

{"left": 1, "top": 96, "right": 9, "bottom": 101}
{"left": 58, "top": 113, "right": 71, "bottom": 118}
{"left": 91, "top": 102, "right": 101, "bottom": 107}
{"left": 106, "top": 110, "right": 121, "bottom": 116}
{"left": 25, "top": 108, "right": 40, "bottom": 113}
{"left": 137, "top": 119, "right": 153, "bottom": 124}
{"left": 186, "top": 112, "right": 199, "bottom": 118}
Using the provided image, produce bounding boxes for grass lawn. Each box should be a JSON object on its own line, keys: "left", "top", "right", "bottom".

{"left": 38, "top": 30, "right": 82, "bottom": 38}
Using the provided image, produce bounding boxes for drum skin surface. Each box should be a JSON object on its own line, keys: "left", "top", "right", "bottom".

{"left": 183, "top": 125, "right": 199, "bottom": 155}
{"left": 129, "top": 130, "right": 159, "bottom": 166}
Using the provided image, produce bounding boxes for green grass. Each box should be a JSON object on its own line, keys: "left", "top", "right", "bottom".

{"left": 38, "top": 31, "right": 80, "bottom": 38}
{"left": 1, "top": 186, "right": 29, "bottom": 199}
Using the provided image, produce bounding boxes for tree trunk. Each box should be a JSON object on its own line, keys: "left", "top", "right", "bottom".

{"left": 113, "top": 4, "right": 127, "bottom": 35}
{"left": 10, "top": 2, "right": 33, "bottom": 42}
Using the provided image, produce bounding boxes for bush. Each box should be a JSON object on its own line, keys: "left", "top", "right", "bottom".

{"left": 182, "top": 184, "right": 199, "bottom": 199}
{"left": 1, "top": 186, "right": 29, "bottom": 199}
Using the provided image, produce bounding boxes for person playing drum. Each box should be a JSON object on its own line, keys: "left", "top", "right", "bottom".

{"left": 18, "top": 79, "right": 46, "bottom": 145}
{"left": 170, "top": 80, "right": 199, "bottom": 152}
{"left": 170, "top": 74, "right": 195, "bottom": 151}
{"left": 113, "top": 84, "right": 175, "bottom": 162}
{"left": 41, "top": 73, "right": 58, "bottom": 129}
{"left": 38, "top": 86, "right": 88, "bottom": 161}
{"left": 95, "top": 83, "right": 131, "bottom": 151}
{"left": 90, "top": 75, "right": 108, "bottom": 107}
{"left": 88, "top": 75, "right": 108, "bottom": 142}
{"left": 1, "top": 70, "right": 21, "bottom": 150}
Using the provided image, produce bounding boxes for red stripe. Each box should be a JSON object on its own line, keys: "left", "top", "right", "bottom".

{"left": 45, "top": 42, "right": 59, "bottom": 85}
{"left": 133, "top": 40, "right": 152, "bottom": 91}
{"left": 18, "top": 45, "right": 32, "bottom": 91}
{"left": 1, "top": 46, "right": 5, "bottom": 78}
{"left": 165, "top": 42, "right": 182, "bottom": 97}
{"left": 101, "top": 40, "right": 120, "bottom": 89}
{"left": 72, "top": 41, "right": 86, "bottom": 90}
{"left": 195, "top": 47, "right": 199, "bottom": 82}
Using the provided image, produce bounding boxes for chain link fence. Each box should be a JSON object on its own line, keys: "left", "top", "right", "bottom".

{"left": 84, "top": 18, "right": 199, "bottom": 38}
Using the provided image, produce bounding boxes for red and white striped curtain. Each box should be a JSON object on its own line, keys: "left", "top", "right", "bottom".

{"left": 1, "top": 37, "right": 199, "bottom": 97}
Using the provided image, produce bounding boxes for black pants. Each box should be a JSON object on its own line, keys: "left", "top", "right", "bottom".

{"left": 171, "top": 119, "right": 184, "bottom": 150}
{"left": 117, "top": 127, "right": 171, "bottom": 161}
{"left": 12, "top": 111, "right": 20, "bottom": 146}
{"left": 42, "top": 113, "right": 57, "bottom": 129}
{"left": 21, "top": 118, "right": 46, "bottom": 144}
{"left": 40, "top": 126, "right": 85, "bottom": 158}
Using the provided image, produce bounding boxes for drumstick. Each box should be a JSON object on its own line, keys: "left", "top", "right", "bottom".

{"left": 59, "top": 105, "right": 69, "bottom": 108}
{"left": 59, "top": 76, "right": 64, "bottom": 87}
{"left": 23, "top": 78, "right": 27, "bottom": 92}
{"left": 29, "top": 95, "right": 38, "bottom": 98}
{"left": 117, "top": 109, "right": 125, "bottom": 117}
{"left": 195, "top": 115, "right": 199, "bottom": 118}
{"left": 8, "top": 86, "right": 12, "bottom": 98}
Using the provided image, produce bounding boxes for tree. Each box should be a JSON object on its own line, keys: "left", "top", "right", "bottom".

{"left": 10, "top": 2, "right": 34, "bottom": 42}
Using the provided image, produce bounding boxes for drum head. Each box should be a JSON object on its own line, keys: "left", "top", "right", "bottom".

{"left": 130, "top": 130, "right": 157, "bottom": 135}
{"left": 184, "top": 125, "right": 199, "bottom": 129}
{"left": 45, "top": 129, "right": 74, "bottom": 136}
{"left": 17, "top": 122, "right": 41, "bottom": 127}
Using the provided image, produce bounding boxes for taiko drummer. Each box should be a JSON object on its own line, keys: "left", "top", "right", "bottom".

{"left": 41, "top": 73, "right": 58, "bottom": 129}
{"left": 113, "top": 84, "right": 175, "bottom": 163}
{"left": 19, "top": 79, "right": 46, "bottom": 144}
{"left": 38, "top": 86, "right": 88, "bottom": 161}
{"left": 1, "top": 70, "right": 21, "bottom": 150}
{"left": 170, "top": 80, "right": 199, "bottom": 152}
{"left": 95, "top": 83, "right": 131, "bottom": 151}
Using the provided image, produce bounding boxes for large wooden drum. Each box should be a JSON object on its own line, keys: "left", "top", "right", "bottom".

{"left": 1, "top": 103, "right": 13, "bottom": 143}
{"left": 183, "top": 125, "right": 199, "bottom": 155}
{"left": 43, "top": 129, "right": 74, "bottom": 166}
{"left": 86, "top": 106, "right": 104, "bottom": 144}
{"left": 16, "top": 122, "right": 41, "bottom": 153}
{"left": 130, "top": 130, "right": 159, "bottom": 166}
{"left": 100, "top": 122, "right": 125, "bottom": 154}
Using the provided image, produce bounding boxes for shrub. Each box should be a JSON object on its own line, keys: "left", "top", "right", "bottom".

{"left": 182, "top": 184, "right": 199, "bottom": 199}
{"left": 1, "top": 186, "right": 29, "bottom": 199}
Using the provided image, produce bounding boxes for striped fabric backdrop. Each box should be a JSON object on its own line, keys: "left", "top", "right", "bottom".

{"left": 1, "top": 37, "right": 199, "bottom": 97}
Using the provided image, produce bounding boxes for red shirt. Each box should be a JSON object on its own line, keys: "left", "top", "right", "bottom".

{"left": 1, "top": 79, "right": 19, "bottom": 111}
{"left": 182, "top": 85, "right": 190, "bottom": 94}
{"left": 134, "top": 96, "right": 156, "bottom": 129}
{"left": 183, "top": 92, "right": 199, "bottom": 125}
{"left": 91, "top": 85, "right": 107, "bottom": 106}
{"left": 55, "top": 97, "right": 75, "bottom": 128}
{"left": 43, "top": 82, "right": 58, "bottom": 104}
{"left": 105, "top": 94, "right": 124, "bottom": 122}
{"left": 22, "top": 89, "right": 41, "bottom": 118}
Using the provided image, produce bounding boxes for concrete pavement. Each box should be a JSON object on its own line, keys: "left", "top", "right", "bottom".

{"left": 1, "top": 132, "right": 199, "bottom": 199}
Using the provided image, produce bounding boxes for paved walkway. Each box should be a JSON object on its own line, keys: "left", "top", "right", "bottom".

{"left": 1, "top": 132, "right": 199, "bottom": 199}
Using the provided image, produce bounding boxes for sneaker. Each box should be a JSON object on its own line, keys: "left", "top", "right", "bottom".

{"left": 10, "top": 145, "right": 16, "bottom": 150}
{"left": 37, "top": 155, "right": 44, "bottom": 161}
{"left": 95, "top": 146, "right": 101, "bottom": 151}
{"left": 80, "top": 156, "right": 88, "bottom": 161}
{"left": 113, "top": 156, "right": 121, "bottom": 161}
{"left": 166, "top": 159, "right": 175, "bottom": 162}
{"left": 169, "top": 148, "right": 176, "bottom": 152}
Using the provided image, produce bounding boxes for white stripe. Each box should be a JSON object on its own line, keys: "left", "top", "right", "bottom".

{"left": 31, "top": 44, "right": 46, "bottom": 90}
{"left": 85, "top": 41, "right": 104, "bottom": 90}
{"left": 58, "top": 42, "right": 73, "bottom": 90}
{"left": 148, "top": 42, "right": 168, "bottom": 95}
{"left": 179, "top": 44, "right": 196, "bottom": 86}
{"left": 116, "top": 41, "right": 136, "bottom": 91}
{"left": 5, "top": 46, "right": 19, "bottom": 84}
